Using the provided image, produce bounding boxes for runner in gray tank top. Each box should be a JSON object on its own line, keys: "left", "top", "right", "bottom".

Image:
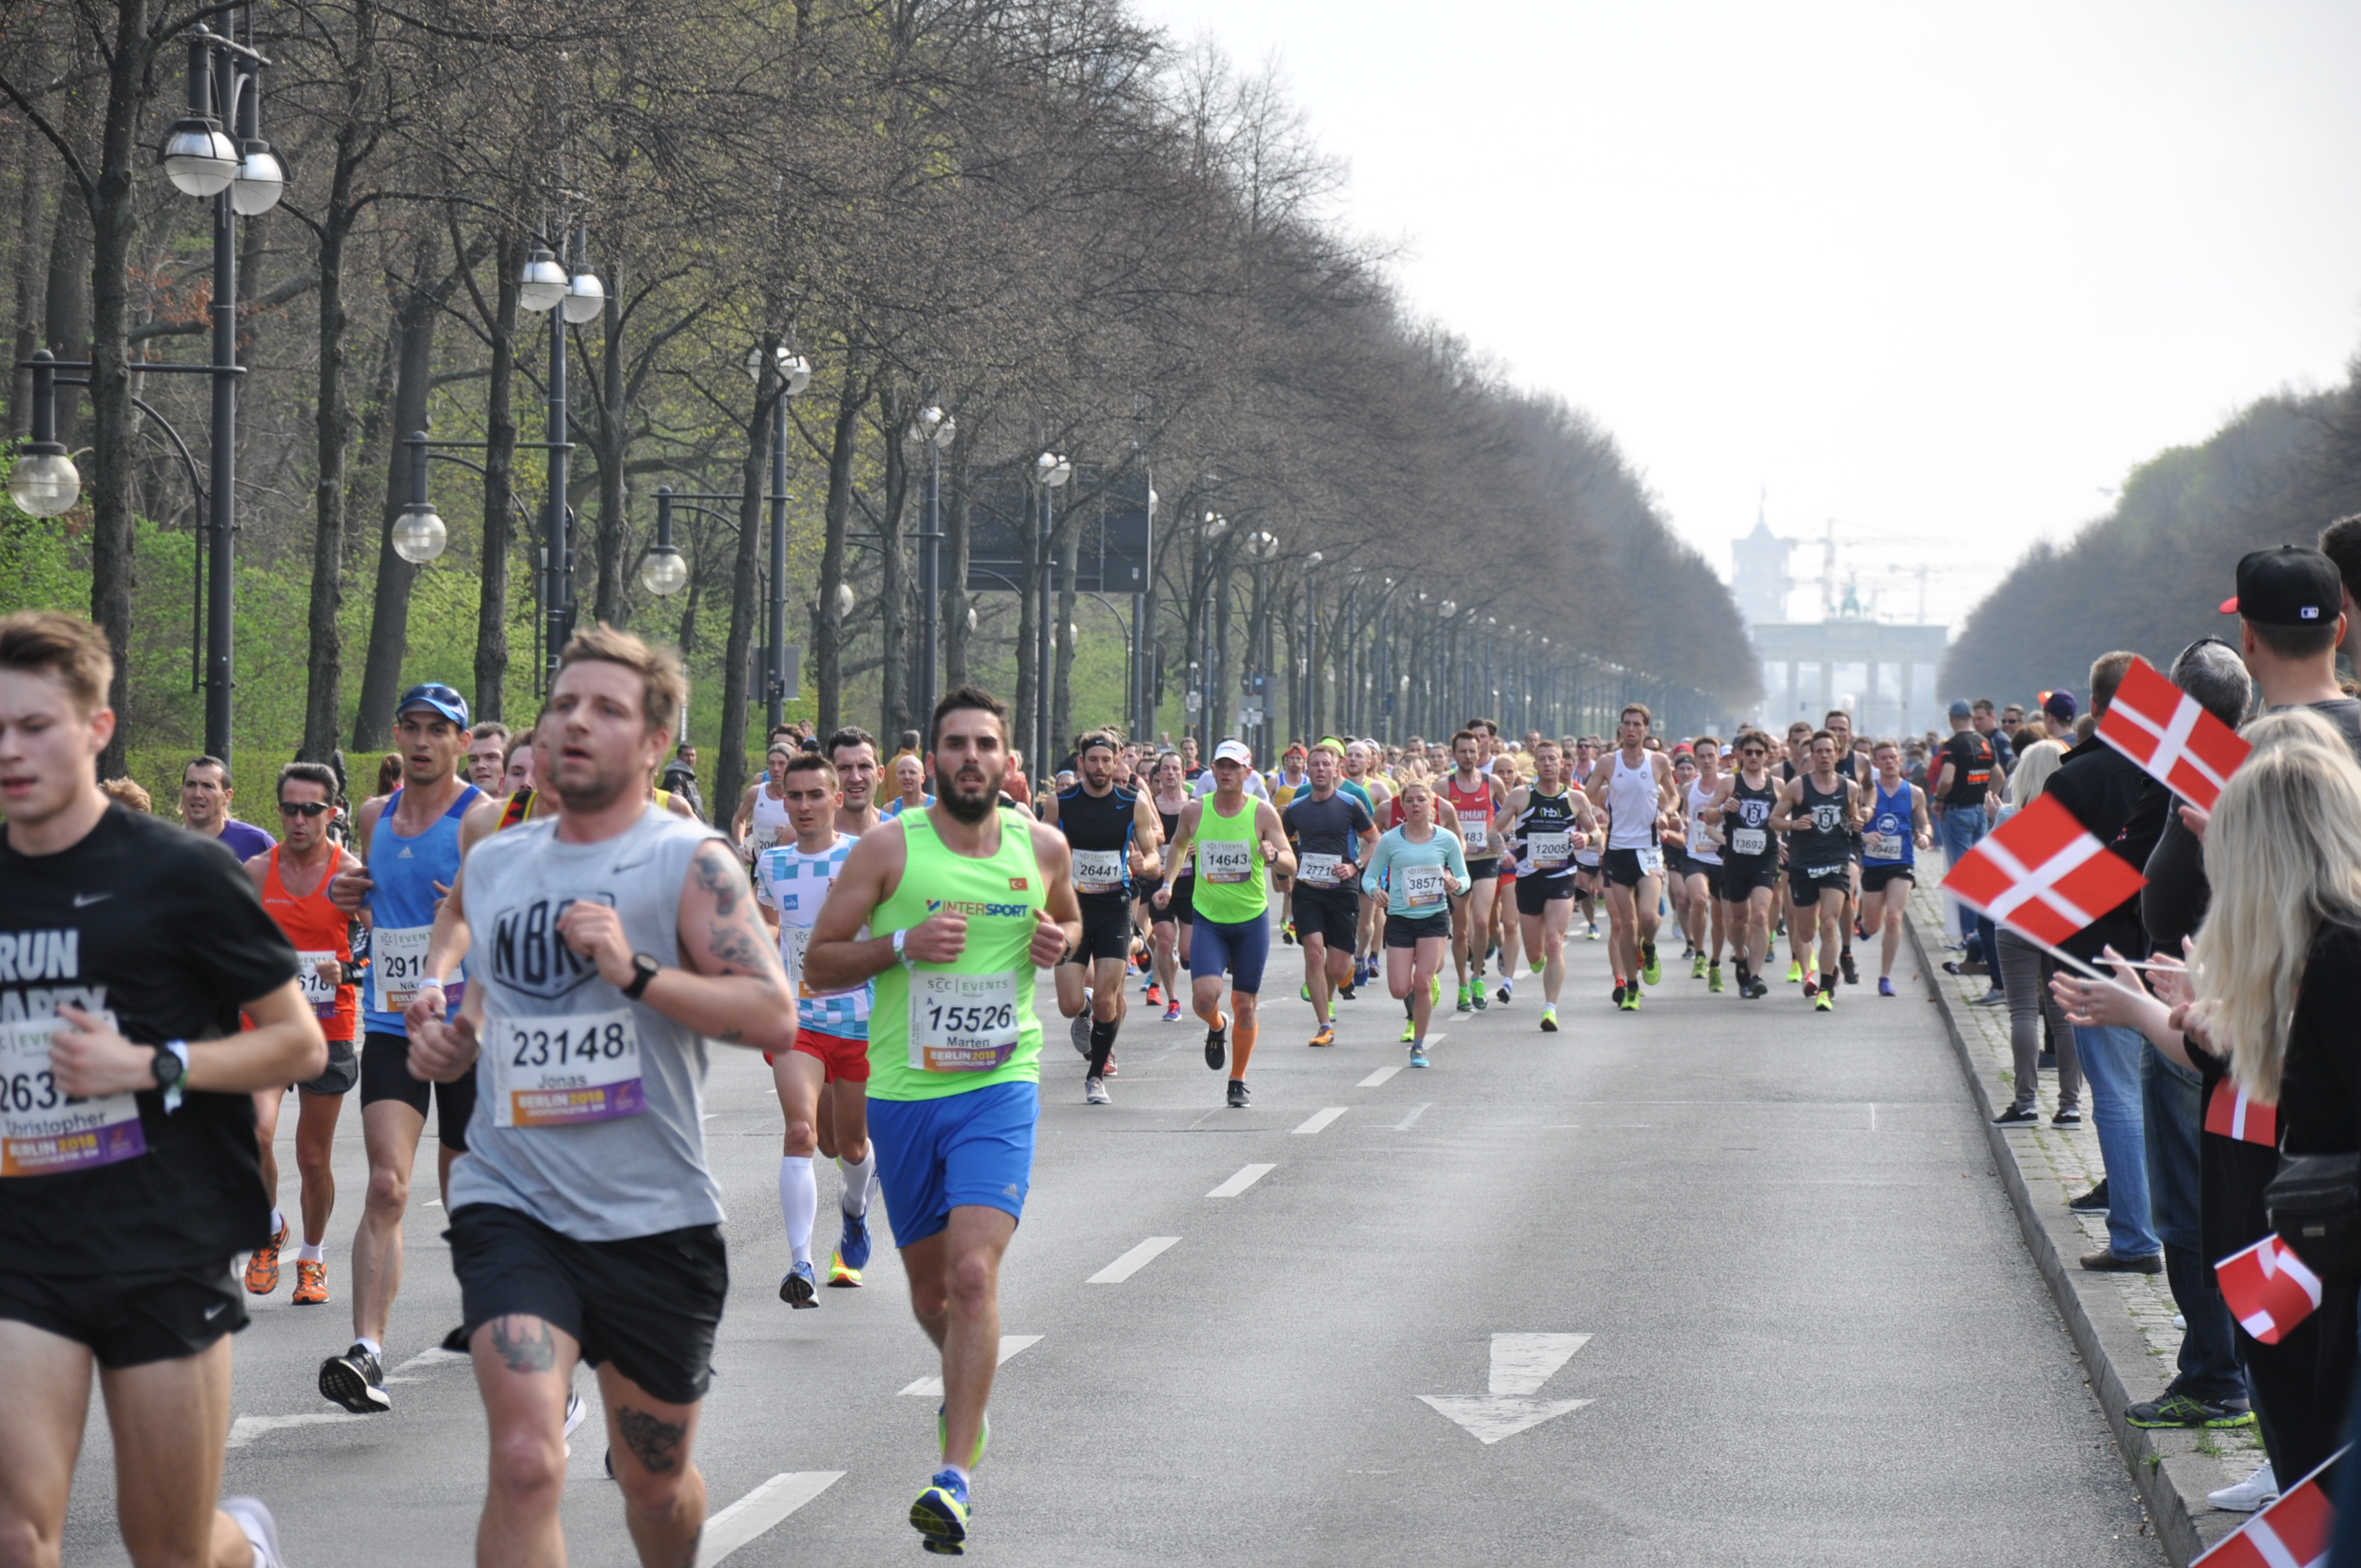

{"left": 407, "top": 625, "right": 795, "bottom": 1568}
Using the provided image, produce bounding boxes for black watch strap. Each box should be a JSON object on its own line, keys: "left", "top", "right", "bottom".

{"left": 621, "top": 951, "right": 660, "bottom": 1001}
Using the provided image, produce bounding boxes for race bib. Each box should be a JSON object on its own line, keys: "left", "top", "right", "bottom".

{"left": 1200, "top": 838, "right": 1254, "bottom": 885}
{"left": 1401, "top": 863, "right": 1449, "bottom": 907}
{"left": 1636, "top": 846, "right": 1664, "bottom": 877}
{"left": 1865, "top": 832, "right": 1904, "bottom": 861}
{"left": 1731, "top": 827, "right": 1768, "bottom": 857}
{"left": 1458, "top": 811, "right": 1491, "bottom": 853}
{"left": 1298, "top": 852, "right": 1343, "bottom": 888}
{"left": 490, "top": 1007, "right": 643, "bottom": 1128}
{"left": 371, "top": 925, "right": 433, "bottom": 1015}
{"left": 780, "top": 923, "right": 813, "bottom": 996}
{"left": 1071, "top": 848, "right": 1124, "bottom": 896}
{"left": 1, "top": 1013, "right": 147, "bottom": 1177}
{"left": 1526, "top": 831, "right": 1571, "bottom": 871}
{"left": 297, "top": 950, "right": 340, "bottom": 1020}
{"left": 907, "top": 970, "right": 1023, "bottom": 1073}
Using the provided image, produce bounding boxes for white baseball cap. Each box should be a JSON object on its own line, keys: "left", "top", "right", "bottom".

{"left": 1213, "top": 739, "right": 1252, "bottom": 766}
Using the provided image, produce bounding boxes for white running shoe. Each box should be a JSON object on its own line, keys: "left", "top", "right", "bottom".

{"left": 2208, "top": 1462, "right": 2277, "bottom": 1513}
{"left": 563, "top": 1387, "right": 587, "bottom": 1457}
{"left": 221, "top": 1497, "right": 287, "bottom": 1568}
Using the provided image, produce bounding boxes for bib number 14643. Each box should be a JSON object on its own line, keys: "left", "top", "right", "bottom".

{"left": 491, "top": 1008, "right": 644, "bottom": 1128}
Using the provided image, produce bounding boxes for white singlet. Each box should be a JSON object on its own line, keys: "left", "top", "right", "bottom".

{"left": 1605, "top": 751, "right": 1661, "bottom": 851}
{"left": 1685, "top": 779, "right": 1723, "bottom": 867}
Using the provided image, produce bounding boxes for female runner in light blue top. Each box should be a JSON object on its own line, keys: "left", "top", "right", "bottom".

{"left": 1359, "top": 777, "right": 1469, "bottom": 1067}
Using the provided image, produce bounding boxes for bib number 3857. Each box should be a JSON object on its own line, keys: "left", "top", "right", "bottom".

{"left": 909, "top": 971, "right": 1022, "bottom": 1073}
{"left": 0, "top": 1014, "right": 146, "bottom": 1177}
{"left": 491, "top": 1007, "right": 643, "bottom": 1128}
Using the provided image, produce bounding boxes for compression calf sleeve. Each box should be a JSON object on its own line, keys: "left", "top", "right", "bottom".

{"left": 836, "top": 1148, "right": 876, "bottom": 1218}
{"left": 1230, "top": 1012, "right": 1258, "bottom": 1078}
{"left": 779, "top": 1155, "right": 816, "bottom": 1266}
{"left": 1089, "top": 1017, "right": 1118, "bottom": 1077}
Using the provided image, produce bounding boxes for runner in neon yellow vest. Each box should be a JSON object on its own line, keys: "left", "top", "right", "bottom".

{"left": 803, "top": 688, "right": 1082, "bottom": 1554}
{"left": 1152, "top": 738, "right": 1296, "bottom": 1110}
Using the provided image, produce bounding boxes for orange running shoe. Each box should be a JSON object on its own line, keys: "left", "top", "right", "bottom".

{"left": 244, "top": 1219, "right": 289, "bottom": 1295}
{"left": 292, "top": 1259, "right": 330, "bottom": 1306}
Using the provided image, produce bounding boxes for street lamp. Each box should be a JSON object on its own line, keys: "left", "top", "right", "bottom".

{"left": 1195, "top": 511, "right": 1230, "bottom": 747}
{"left": 1034, "top": 451, "right": 1071, "bottom": 768}
{"left": 1302, "top": 549, "right": 1322, "bottom": 741}
{"left": 639, "top": 488, "right": 688, "bottom": 597}
{"left": 912, "top": 404, "right": 957, "bottom": 723}
{"left": 7, "top": 350, "right": 79, "bottom": 518}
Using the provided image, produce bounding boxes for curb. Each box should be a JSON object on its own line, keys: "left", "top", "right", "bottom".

{"left": 1906, "top": 911, "right": 2230, "bottom": 1567}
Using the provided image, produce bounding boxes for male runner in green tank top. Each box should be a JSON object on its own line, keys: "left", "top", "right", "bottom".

{"left": 804, "top": 686, "right": 1081, "bottom": 1555}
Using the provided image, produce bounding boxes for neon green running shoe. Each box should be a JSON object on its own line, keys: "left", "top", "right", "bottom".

{"left": 1530, "top": 958, "right": 1545, "bottom": 975}
{"left": 1814, "top": 987, "right": 1834, "bottom": 1013}
{"left": 1400, "top": 1018, "right": 1417, "bottom": 1043}
{"left": 1430, "top": 973, "right": 1443, "bottom": 1005}
{"left": 1539, "top": 1005, "right": 1559, "bottom": 1033}
{"left": 1787, "top": 960, "right": 1804, "bottom": 984}
{"left": 1621, "top": 990, "right": 1641, "bottom": 1012}
{"left": 1640, "top": 943, "right": 1661, "bottom": 987}
{"left": 935, "top": 1406, "right": 989, "bottom": 1470}
{"left": 1708, "top": 963, "right": 1724, "bottom": 994}
{"left": 911, "top": 1471, "right": 971, "bottom": 1552}
{"left": 1691, "top": 954, "right": 1707, "bottom": 980}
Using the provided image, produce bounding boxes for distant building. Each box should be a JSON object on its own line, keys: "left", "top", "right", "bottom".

{"left": 1736, "top": 498, "right": 1946, "bottom": 736}
{"left": 1730, "top": 500, "right": 1794, "bottom": 628}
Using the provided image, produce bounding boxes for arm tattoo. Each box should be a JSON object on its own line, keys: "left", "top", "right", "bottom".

{"left": 487, "top": 1316, "right": 556, "bottom": 1375}
{"left": 692, "top": 842, "right": 744, "bottom": 918}
{"left": 616, "top": 1404, "right": 687, "bottom": 1475}
{"left": 706, "top": 919, "right": 767, "bottom": 976}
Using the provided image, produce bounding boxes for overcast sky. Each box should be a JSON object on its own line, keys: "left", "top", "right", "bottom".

{"left": 1132, "top": 0, "right": 2361, "bottom": 631}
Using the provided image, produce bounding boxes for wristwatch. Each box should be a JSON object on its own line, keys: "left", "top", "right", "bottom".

{"left": 148, "top": 1041, "right": 185, "bottom": 1094}
{"left": 621, "top": 951, "right": 661, "bottom": 1001}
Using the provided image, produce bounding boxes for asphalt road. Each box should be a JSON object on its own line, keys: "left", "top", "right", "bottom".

{"left": 62, "top": 918, "right": 2164, "bottom": 1566}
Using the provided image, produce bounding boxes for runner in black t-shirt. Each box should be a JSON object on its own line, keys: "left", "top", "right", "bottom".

{"left": 0, "top": 610, "right": 324, "bottom": 1568}
{"left": 1280, "top": 744, "right": 1378, "bottom": 1048}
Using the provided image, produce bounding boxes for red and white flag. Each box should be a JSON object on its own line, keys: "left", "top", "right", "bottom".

{"left": 2216, "top": 1233, "right": 2323, "bottom": 1346}
{"left": 2205, "top": 1076, "right": 2280, "bottom": 1148}
{"left": 1943, "top": 795, "right": 2147, "bottom": 950}
{"left": 2194, "top": 1445, "right": 2342, "bottom": 1568}
{"left": 2097, "top": 656, "right": 2252, "bottom": 812}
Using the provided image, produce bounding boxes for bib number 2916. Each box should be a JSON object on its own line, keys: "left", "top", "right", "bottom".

{"left": 909, "top": 971, "right": 1022, "bottom": 1073}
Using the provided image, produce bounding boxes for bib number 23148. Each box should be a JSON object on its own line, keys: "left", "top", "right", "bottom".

{"left": 491, "top": 1008, "right": 643, "bottom": 1128}
{"left": 909, "top": 971, "right": 1022, "bottom": 1073}
{"left": 0, "top": 1014, "right": 146, "bottom": 1177}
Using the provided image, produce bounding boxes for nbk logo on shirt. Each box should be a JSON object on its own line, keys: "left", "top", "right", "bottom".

{"left": 489, "top": 893, "right": 618, "bottom": 1001}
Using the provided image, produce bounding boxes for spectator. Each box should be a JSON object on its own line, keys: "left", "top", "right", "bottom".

{"left": 100, "top": 776, "right": 151, "bottom": 813}
{"left": 659, "top": 741, "right": 706, "bottom": 821}
{"left": 1990, "top": 702, "right": 2082, "bottom": 1132}
{"left": 1931, "top": 700, "right": 1999, "bottom": 963}
{"left": 372, "top": 752, "right": 402, "bottom": 798}
{"left": 1971, "top": 697, "right": 2014, "bottom": 774}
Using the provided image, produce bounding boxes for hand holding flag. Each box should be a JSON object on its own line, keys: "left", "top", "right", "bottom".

{"left": 2096, "top": 656, "right": 2251, "bottom": 812}
{"left": 2215, "top": 1233, "right": 2322, "bottom": 1346}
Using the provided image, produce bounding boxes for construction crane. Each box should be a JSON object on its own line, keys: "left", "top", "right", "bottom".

{"left": 1815, "top": 520, "right": 1976, "bottom": 623}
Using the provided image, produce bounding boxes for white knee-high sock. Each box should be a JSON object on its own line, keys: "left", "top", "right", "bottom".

{"left": 779, "top": 1155, "right": 816, "bottom": 1266}
{"left": 837, "top": 1148, "right": 877, "bottom": 1218}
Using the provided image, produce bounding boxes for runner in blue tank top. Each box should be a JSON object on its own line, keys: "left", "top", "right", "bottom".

{"left": 1857, "top": 738, "right": 1932, "bottom": 997}
{"left": 318, "top": 683, "right": 486, "bottom": 1417}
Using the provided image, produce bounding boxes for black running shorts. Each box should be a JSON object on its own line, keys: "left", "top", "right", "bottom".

{"left": 360, "top": 1031, "right": 476, "bottom": 1151}
{"left": 1719, "top": 856, "right": 1779, "bottom": 901}
{"left": 1462, "top": 856, "right": 1500, "bottom": 883}
{"left": 1860, "top": 863, "right": 1916, "bottom": 893}
{"left": 1292, "top": 884, "right": 1360, "bottom": 951}
{"left": 297, "top": 1036, "right": 360, "bottom": 1097}
{"left": 1384, "top": 910, "right": 1451, "bottom": 948}
{"left": 1515, "top": 871, "right": 1575, "bottom": 916}
{"left": 1788, "top": 863, "right": 1850, "bottom": 902}
{"left": 1603, "top": 847, "right": 1662, "bottom": 888}
{"left": 447, "top": 1202, "right": 728, "bottom": 1407}
{"left": 1067, "top": 897, "right": 1135, "bottom": 968}
{"left": 0, "top": 1259, "right": 245, "bottom": 1368}
{"left": 1158, "top": 874, "right": 1195, "bottom": 927}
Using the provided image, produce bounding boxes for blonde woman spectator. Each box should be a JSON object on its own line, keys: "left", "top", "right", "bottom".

{"left": 100, "top": 776, "right": 152, "bottom": 812}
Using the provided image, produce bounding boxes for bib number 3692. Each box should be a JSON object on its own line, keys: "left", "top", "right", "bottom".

{"left": 491, "top": 1007, "right": 643, "bottom": 1128}
{"left": 0, "top": 1014, "right": 146, "bottom": 1177}
{"left": 909, "top": 971, "right": 1022, "bottom": 1073}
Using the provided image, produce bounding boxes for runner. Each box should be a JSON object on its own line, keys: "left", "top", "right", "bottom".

{"left": 1500, "top": 739, "right": 1596, "bottom": 1030}
{"left": 319, "top": 681, "right": 484, "bottom": 1415}
{"left": 503, "top": 724, "right": 537, "bottom": 793}
{"left": 1041, "top": 732, "right": 1163, "bottom": 1105}
{"left": 1679, "top": 739, "right": 1730, "bottom": 991}
{"left": 244, "top": 762, "right": 367, "bottom": 1310}
{"left": 802, "top": 686, "right": 1081, "bottom": 1554}
{"left": 754, "top": 752, "right": 879, "bottom": 1301}
{"left": 178, "top": 754, "right": 277, "bottom": 861}
{"left": 883, "top": 753, "right": 935, "bottom": 818}
{"left": 1825, "top": 708, "right": 1865, "bottom": 987}
{"left": 1769, "top": 729, "right": 1865, "bottom": 1012}
{"left": 1145, "top": 750, "right": 1190, "bottom": 1023}
{"left": 1857, "top": 738, "right": 1933, "bottom": 996}
{"left": 1704, "top": 730, "right": 1780, "bottom": 999}
{"left": 1663, "top": 747, "right": 1699, "bottom": 962}
{"left": 405, "top": 625, "right": 795, "bottom": 1568}
{"left": 465, "top": 722, "right": 511, "bottom": 793}
{"left": 1442, "top": 730, "right": 1506, "bottom": 1013}
{"left": 1282, "top": 740, "right": 1378, "bottom": 1048}
{"left": 1585, "top": 704, "right": 1678, "bottom": 1012}
{"left": 1269, "top": 743, "right": 1309, "bottom": 945}
{"left": 0, "top": 609, "right": 324, "bottom": 1568}
{"left": 1341, "top": 741, "right": 1391, "bottom": 986}
{"left": 1362, "top": 777, "right": 1469, "bottom": 1067}
{"left": 731, "top": 743, "right": 796, "bottom": 864}
{"left": 1153, "top": 739, "right": 1296, "bottom": 1108}
{"left": 830, "top": 725, "right": 885, "bottom": 840}
{"left": 1490, "top": 753, "right": 1526, "bottom": 1001}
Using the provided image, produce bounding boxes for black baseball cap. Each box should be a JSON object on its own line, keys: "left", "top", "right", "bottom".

{"left": 2219, "top": 546, "right": 2341, "bottom": 627}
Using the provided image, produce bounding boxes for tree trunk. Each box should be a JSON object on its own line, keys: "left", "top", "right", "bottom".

{"left": 8, "top": 77, "right": 51, "bottom": 437}
{"left": 590, "top": 266, "right": 628, "bottom": 625}
{"left": 877, "top": 382, "right": 910, "bottom": 744}
{"left": 1053, "top": 521, "right": 1078, "bottom": 753}
{"left": 44, "top": 167, "right": 89, "bottom": 450}
{"left": 352, "top": 227, "right": 446, "bottom": 750}
{"left": 1209, "top": 551, "right": 1232, "bottom": 744}
{"left": 298, "top": 162, "right": 360, "bottom": 762}
{"left": 474, "top": 232, "right": 521, "bottom": 720}
{"left": 715, "top": 359, "right": 778, "bottom": 815}
{"left": 1014, "top": 480, "right": 1039, "bottom": 772}
{"left": 813, "top": 349, "right": 865, "bottom": 737}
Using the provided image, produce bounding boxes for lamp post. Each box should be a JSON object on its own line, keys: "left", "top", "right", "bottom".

{"left": 1193, "top": 510, "right": 1229, "bottom": 747}
{"left": 913, "top": 404, "right": 955, "bottom": 726}
{"left": 1300, "top": 550, "right": 1322, "bottom": 742}
{"left": 153, "top": 24, "right": 283, "bottom": 764}
{"left": 1241, "top": 529, "right": 1279, "bottom": 747}
{"left": 1034, "top": 451, "right": 1070, "bottom": 771}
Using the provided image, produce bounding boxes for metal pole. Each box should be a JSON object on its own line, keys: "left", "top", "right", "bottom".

{"left": 768, "top": 390, "right": 788, "bottom": 730}
{"left": 1037, "top": 482, "right": 1053, "bottom": 774}
{"left": 544, "top": 286, "right": 570, "bottom": 682}
{"left": 203, "top": 42, "right": 238, "bottom": 763}
{"left": 920, "top": 435, "right": 940, "bottom": 726}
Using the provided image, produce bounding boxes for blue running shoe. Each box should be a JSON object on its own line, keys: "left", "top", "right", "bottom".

{"left": 836, "top": 1209, "right": 873, "bottom": 1276}
{"left": 911, "top": 1470, "right": 971, "bottom": 1550}
{"left": 936, "top": 1406, "right": 990, "bottom": 1469}
{"left": 779, "top": 1260, "right": 817, "bottom": 1308}
{"left": 1408, "top": 1045, "right": 1429, "bottom": 1068}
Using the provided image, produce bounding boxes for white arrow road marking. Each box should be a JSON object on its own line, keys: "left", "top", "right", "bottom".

{"left": 1391, "top": 1103, "right": 1430, "bottom": 1130}
{"left": 1420, "top": 1333, "right": 1596, "bottom": 1444}
{"left": 899, "top": 1335, "right": 1040, "bottom": 1396}
{"left": 694, "top": 1472, "right": 844, "bottom": 1567}
{"left": 1293, "top": 1107, "right": 1347, "bottom": 1135}
{"left": 1089, "top": 1236, "right": 1180, "bottom": 1283}
{"left": 228, "top": 1413, "right": 369, "bottom": 1448}
{"left": 1356, "top": 1064, "right": 1402, "bottom": 1088}
{"left": 1206, "top": 1162, "right": 1276, "bottom": 1198}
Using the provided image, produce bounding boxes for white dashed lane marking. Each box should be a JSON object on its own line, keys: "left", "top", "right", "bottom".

{"left": 1206, "top": 1162, "right": 1277, "bottom": 1199}
{"left": 1088, "top": 1236, "right": 1180, "bottom": 1283}
{"left": 1292, "top": 1107, "right": 1347, "bottom": 1135}
{"left": 694, "top": 1472, "right": 844, "bottom": 1566}
{"left": 898, "top": 1335, "right": 1040, "bottom": 1396}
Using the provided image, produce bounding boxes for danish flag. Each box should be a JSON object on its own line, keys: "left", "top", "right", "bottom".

{"left": 2194, "top": 1446, "right": 2343, "bottom": 1568}
{"left": 2096, "top": 656, "right": 2251, "bottom": 812}
{"left": 1943, "top": 795, "right": 2147, "bottom": 949}
{"left": 2215, "top": 1233, "right": 2323, "bottom": 1346}
{"left": 2205, "top": 1076, "right": 2280, "bottom": 1148}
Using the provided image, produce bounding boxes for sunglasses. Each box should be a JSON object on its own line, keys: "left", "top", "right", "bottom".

{"left": 278, "top": 800, "right": 333, "bottom": 819}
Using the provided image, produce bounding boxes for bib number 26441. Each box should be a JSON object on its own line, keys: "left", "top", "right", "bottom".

{"left": 909, "top": 971, "right": 1022, "bottom": 1073}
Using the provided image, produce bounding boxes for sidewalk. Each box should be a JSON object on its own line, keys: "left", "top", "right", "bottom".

{"left": 1904, "top": 876, "right": 2262, "bottom": 1567}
